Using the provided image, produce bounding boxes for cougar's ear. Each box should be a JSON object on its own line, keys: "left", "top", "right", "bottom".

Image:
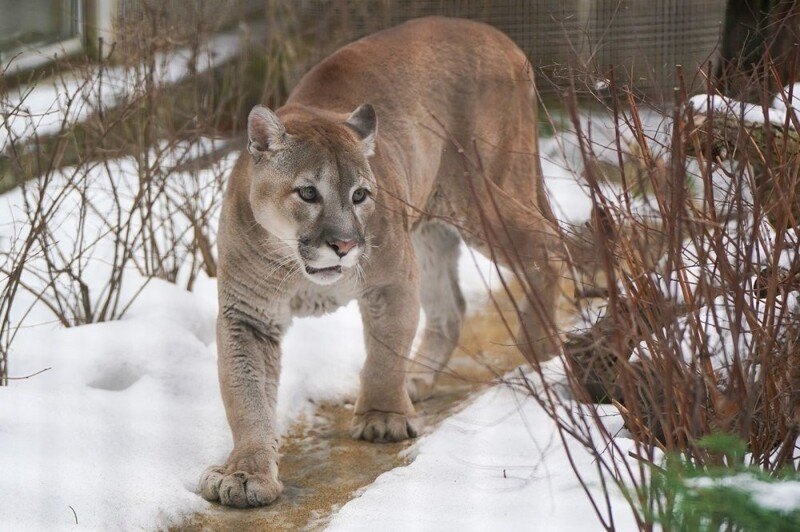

{"left": 248, "top": 105, "right": 286, "bottom": 161}
{"left": 345, "top": 103, "right": 377, "bottom": 157}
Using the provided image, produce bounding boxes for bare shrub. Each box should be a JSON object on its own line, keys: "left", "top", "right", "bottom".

{"left": 0, "top": 5, "right": 266, "bottom": 382}
{"left": 451, "top": 61, "right": 800, "bottom": 528}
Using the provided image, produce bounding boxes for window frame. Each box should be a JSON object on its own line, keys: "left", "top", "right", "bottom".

{"left": 1, "top": 0, "right": 84, "bottom": 75}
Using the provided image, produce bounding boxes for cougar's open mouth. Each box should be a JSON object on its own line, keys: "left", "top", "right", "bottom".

{"left": 304, "top": 264, "right": 342, "bottom": 275}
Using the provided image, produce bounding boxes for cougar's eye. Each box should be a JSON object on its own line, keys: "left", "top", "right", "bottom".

{"left": 352, "top": 188, "right": 368, "bottom": 204}
{"left": 296, "top": 186, "right": 319, "bottom": 203}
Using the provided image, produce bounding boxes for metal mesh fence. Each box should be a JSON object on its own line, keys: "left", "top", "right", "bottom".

{"left": 112, "top": 1, "right": 727, "bottom": 103}
{"left": 304, "top": 0, "right": 727, "bottom": 103}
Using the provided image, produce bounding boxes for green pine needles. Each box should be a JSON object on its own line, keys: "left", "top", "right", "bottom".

{"left": 640, "top": 434, "right": 800, "bottom": 532}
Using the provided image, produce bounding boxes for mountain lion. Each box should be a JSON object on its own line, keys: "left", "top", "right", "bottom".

{"left": 199, "top": 16, "right": 564, "bottom": 508}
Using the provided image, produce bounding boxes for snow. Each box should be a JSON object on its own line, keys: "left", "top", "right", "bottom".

{"left": 1, "top": 281, "right": 223, "bottom": 530}
{"left": 326, "top": 383, "right": 638, "bottom": 531}
{"left": 686, "top": 473, "right": 800, "bottom": 514}
{"left": 689, "top": 84, "right": 800, "bottom": 129}
{"left": 541, "top": 138, "right": 593, "bottom": 225}
{"left": 772, "top": 82, "right": 800, "bottom": 118}
{"left": 688, "top": 93, "right": 792, "bottom": 127}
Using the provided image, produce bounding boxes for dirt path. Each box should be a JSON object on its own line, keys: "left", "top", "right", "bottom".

{"left": 176, "top": 289, "right": 528, "bottom": 531}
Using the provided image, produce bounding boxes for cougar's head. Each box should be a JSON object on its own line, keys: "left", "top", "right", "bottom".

{"left": 246, "top": 103, "right": 377, "bottom": 286}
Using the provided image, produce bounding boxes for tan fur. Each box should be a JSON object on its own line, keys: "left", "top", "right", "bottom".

{"left": 199, "top": 17, "right": 564, "bottom": 508}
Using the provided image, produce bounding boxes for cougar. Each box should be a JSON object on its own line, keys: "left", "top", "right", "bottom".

{"left": 199, "top": 16, "right": 564, "bottom": 508}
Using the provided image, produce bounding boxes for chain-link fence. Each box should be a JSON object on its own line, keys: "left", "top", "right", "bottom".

{"left": 109, "top": 1, "right": 726, "bottom": 103}
{"left": 303, "top": 0, "right": 727, "bottom": 103}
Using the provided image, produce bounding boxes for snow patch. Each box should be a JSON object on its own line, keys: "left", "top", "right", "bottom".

{"left": 687, "top": 473, "right": 800, "bottom": 513}
{"left": 327, "top": 381, "right": 638, "bottom": 531}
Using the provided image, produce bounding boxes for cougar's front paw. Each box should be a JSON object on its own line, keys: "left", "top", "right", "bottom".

{"left": 198, "top": 449, "right": 282, "bottom": 508}
{"left": 351, "top": 411, "right": 421, "bottom": 442}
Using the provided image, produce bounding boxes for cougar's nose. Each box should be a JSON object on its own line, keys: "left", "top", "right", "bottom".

{"left": 327, "top": 239, "right": 357, "bottom": 257}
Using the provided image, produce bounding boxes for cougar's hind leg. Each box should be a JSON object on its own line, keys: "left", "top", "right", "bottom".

{"left": 460, "top": 221, "right": 565, "bottom": 364}
{"left": 407, "top": 222, "right": 466, "bottom": 401}
{"left": 456, "top": 177, "right": 567, "bottom": 364}
{"left": 512, "top": 234, "right": 565, "bottom": 364}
